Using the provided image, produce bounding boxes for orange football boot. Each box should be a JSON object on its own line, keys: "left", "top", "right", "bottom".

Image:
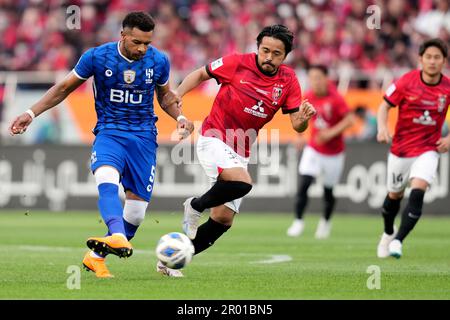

{"left": 82, "top": 252, "right": 114, "bottom": 278}
{"left": 86, "top": 234, "right": 133, "bottom": 258}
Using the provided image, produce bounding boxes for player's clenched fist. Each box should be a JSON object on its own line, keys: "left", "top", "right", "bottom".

{"left": 300, "top": 99, "right": 316, "bottom": 120}
{"left": 8, "top": 111, "right": 34, "bottom": 136}
{"left": 376, "top": 126, "right": 392, "bottom": 144}
{"left": 177, "top": 116, "right": 194, "bottom": 140}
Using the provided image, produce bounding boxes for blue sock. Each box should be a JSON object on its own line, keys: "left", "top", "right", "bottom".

{"left": 124, "top": 219, "right": 139, "bottom": 241}
{"left": 97, "top": 183, "right": 125, "bottom": 235}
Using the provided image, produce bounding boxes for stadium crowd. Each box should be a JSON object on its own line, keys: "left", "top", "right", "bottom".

{"left": 0, "top": 0, "right": 449, "bottom": 85}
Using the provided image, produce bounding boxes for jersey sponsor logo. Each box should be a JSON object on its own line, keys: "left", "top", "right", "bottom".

{"left": 406, "top": 95, "right": 418, "bottom": 101}
{"left": 244, "top": 100, "right": 267, "bottom": 118}
{"left": 421, "top": 100, "right": 435, "bottom": 106}
{"left": 123, "top": 70, "right": 136, "bottom": 84}
{"left": 314, "top": 115, "right": 329, "bottom": 129}
{"left": 438, "top": 94, "right": 447, "bottom": 112}
{"left": 110, "top": 89, "right": 143, "bottom": 104}
{"left": 210, "top": 58, "right": 223, "bottom": 71}
{"left": 412, "top": 110, "right": 436, "bottom": 126}
{"left": 105, "top": 69, "right": 113, "bottom": 77}
{"left": 385, "top": 83, "right": 396, "bottom": 97}
{"left": 240, "top": 79, "right": 269, "bottom": 96}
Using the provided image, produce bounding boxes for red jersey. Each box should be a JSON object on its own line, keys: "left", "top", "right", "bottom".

{"left": 202, "top": 53, "right": 302, "bottom": 157}
{"left": 383, "top": 70, "right": 450, "bottom": 157}
{"left": 306, "top": 84, "right": 350, "bottom": 155}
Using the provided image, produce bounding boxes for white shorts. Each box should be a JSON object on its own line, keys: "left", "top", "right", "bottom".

{"left": 298, "top": 145, "right": 345, "bottom": 187}
{"left": 196, "top": 135, "right": 250, "bottom": 213}
{"left": 387, "top": 151, "right": 439, "bottom": 193}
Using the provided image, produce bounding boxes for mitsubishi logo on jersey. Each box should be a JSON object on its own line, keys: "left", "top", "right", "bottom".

{"left": 244, "top": 100, "right": 267, "bottom": 118}
{"left": 252, "top": 100, "right": 264, "bottom": 113}
{"left": 413, "top": 110, "right": 436, "bottom": 126}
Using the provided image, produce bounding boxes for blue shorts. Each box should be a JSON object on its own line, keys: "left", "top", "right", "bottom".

{"left": 91, "top": 129, "right": 158, "bottom": 202}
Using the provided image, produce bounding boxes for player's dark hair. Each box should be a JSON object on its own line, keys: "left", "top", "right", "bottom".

{"left": 122, "top": 11, "right": 155, "bottom": 32}
{"left": 308, "top": 64, "right": 328, "bottom": 75}
{"left": 256, "top": 25, "right": 294, "bottom": 55}
{"left": 419, "top": 38, "right": 448, "bottom": 58}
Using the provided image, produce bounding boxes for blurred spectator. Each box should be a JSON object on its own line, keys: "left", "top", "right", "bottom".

{"left": 414, "top": 0, "right": 450, "bottom": 39}
{"left": 0, "top": 0, "right": 449, "bottom": 86}
{"left": 349, "top": 105, "right": 378, "bottom": 141}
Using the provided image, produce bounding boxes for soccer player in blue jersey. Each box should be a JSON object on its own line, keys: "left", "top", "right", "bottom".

{"left": 9, "top": 12, "right": 194, "bottom": 278}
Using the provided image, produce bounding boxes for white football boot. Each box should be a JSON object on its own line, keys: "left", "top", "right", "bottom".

{"left": 389, "top": 239, "right": 402, "bottom": 259}
{"left": 315, "top": 218, "right": 331, "bottom": 239}
{"left": 377, "top": 226, "right": 397, "bottom": 258}
{"left": 156, "top": 261, "right": 184, "bottom": 277}
{"left": 286, "top": 219, "right": 305, "bottom": 237}
{"left": 182, "top": 197, "right": 202, "bottom": 240}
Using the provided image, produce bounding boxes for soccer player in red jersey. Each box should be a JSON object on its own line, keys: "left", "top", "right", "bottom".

{"left": 287, "top": 65, "right": 355, "bottom": 239}
{"left": 173, "top": 25, "right": 316, "bottom": 262}
{"left": 376, "top": 38, "right": 450, "bottom": 259}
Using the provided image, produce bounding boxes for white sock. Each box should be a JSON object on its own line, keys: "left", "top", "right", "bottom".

{"left": 113, "top": 233, "right": 128, "bottom": 240}
{"left": 90, "top": 251, "right": 104, "bottom": 259}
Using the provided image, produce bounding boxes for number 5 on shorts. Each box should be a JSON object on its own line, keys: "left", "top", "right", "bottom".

{"left": 147, "top": 165, "right": 156, "bottom": 192}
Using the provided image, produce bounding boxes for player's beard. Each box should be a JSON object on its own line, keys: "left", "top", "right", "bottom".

{"left": 123, "top": 43, "right": 143, "bottom": 61}
{"left": 260, "top": 62, "right": 278, "bottom": 76}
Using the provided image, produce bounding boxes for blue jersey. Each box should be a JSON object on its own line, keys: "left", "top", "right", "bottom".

{"left": 73, "top": 41, "right": 170, "bottom": 135}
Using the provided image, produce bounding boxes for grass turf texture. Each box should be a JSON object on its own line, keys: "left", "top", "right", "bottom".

{"left": 0, "top": 211, "right": 449, "bottom": 299}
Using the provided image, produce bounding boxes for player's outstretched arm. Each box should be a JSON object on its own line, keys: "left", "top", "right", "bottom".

{"left": 376, "top": 100, "right": 393, "bottom": 144}
{"left": 289, "top": 99, "right": 316, "bottom": 133}
{"left": 156, "top": 84, "right": 194, "bottom": 140}
{"left": 176, "top": 66, "right": 211, "bottom": 98}
{"left": 9, "top": 71, "right": 85, "bottom": 135}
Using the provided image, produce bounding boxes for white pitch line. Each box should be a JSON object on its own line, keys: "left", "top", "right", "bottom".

{"left": 0, "top": 245, "right": 150, "bottom": 255}
{"left": 1, "top": 245, "right": 292, "bottom": 264}
{"left": 251, "top": 254, "right": 292, "bottom": 264}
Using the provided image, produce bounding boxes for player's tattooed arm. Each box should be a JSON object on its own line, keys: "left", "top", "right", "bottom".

{"left": 156, "top": 84, "right": 194, "bottom": 140}
{"left": 9, "top": 72, "right": 84, "bottom": 135}
{"left": 290, "top": 99, "right": 316, "bottom": 133}
{"left": 376, "top": 100, "right": 393, "bottom": 144}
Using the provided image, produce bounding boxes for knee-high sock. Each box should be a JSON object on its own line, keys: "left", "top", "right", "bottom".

{"left": 395, "top": 189, "right": 425, "bottom": 242}
{"left": 381, "top": 194, "right": 402, "bottom": 235}
{"left": 192, "top": 217, "right": 231, "bottom": 255}
{"left": 191, "top": 180, "right": 252, "bottom": 213}
{"left": 323, "top": 186, "right": 336, "bottom": 221}
{"left": 97, "top": 183, "right": 125, "bottom": 235}
{"left": 295, "top": 175, "right": 314, "bottom": 220}
{"left": 95, "top": 166, "right": 124, "bottom": 236}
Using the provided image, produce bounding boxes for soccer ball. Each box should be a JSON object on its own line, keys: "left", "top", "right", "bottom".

{"left": 155, "top": 232, "right": 195, "bottom": 269}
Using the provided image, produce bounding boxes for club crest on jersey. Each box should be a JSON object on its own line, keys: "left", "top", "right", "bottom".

{"left": 438, "top": 94, "right": 446, "bottom": 112}
{"left": 123, "top": 70, "right": 136, "bottom": 84}
{"left": 272, "top": 87, "right": 282, "bottom": 102}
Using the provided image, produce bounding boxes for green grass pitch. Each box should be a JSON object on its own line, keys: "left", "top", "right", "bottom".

{"left": 0, "top": 210, "right": 449, "bottom": 299}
